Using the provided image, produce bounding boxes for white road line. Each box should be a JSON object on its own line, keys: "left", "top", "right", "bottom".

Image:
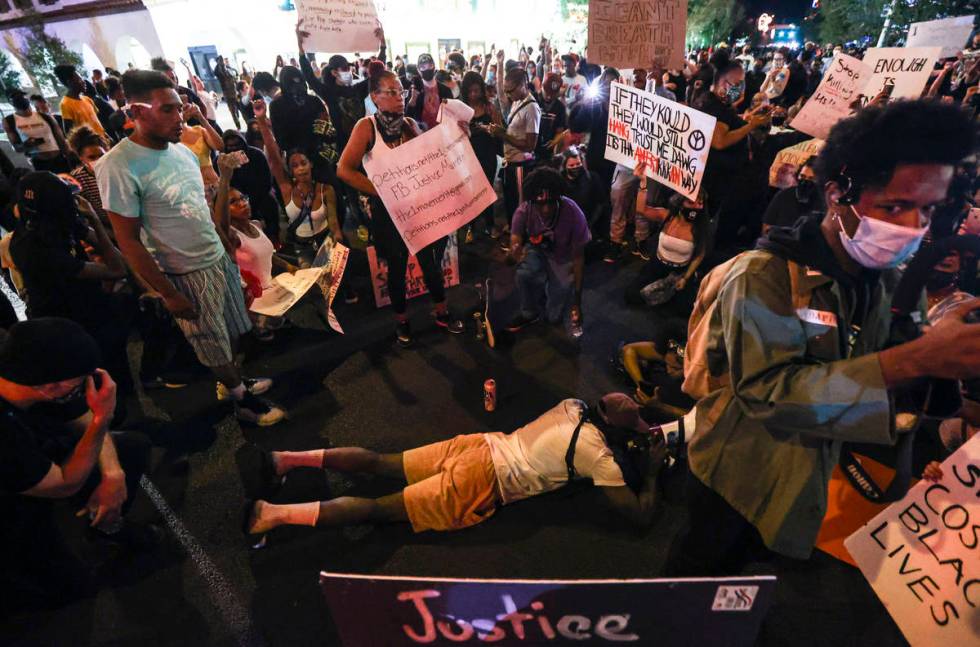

{"left": 140, "top": 476, "right": 267, "bottom": 647}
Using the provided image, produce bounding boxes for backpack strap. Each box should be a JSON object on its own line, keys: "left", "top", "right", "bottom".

{"left": 564, "top": 407, "right": 589, "bottom": 482}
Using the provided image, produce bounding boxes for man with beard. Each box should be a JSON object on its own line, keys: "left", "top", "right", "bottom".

{"left": 407, "top": 52, "right": 453, "bottom": 131}
{"left": 95, "top": 70, "right": 284, "bottom": 427}
{"left": 268, "top": 65, "right": 339, "bottom": 185}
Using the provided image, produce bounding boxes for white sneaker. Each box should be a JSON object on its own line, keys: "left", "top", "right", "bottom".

{"left": 235, "top": 392, "right": 286, "bottom": 427}
{"left": 217, "top": 377, "right": 274, "bottom": 401}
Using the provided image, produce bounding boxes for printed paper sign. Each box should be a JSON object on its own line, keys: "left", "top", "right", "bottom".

{"left": 366, "top": 234, "right": 460, "bottom": 308}
{"left": 604, "top": 81, "right": 716, "bottom": 200}
{"left": 363, "top": 100, "right": 495, "bottom": 256}
{"left": 588, "top": 0, "right": 688, "bottom": 70}
{"left": 790, "top": 54, "right": 870, "bottom": 141}
{"left": 295, "top": 0, "right": 381, "bottom": 54}
{"left": 844, "top": 433, "right": 980, "bottom": 647}
{"left": 249, "top": 239, "right": 348, "bottom": 333}
{"left": 862, "top": 47, "right": 943, "bottom": 101}
{"left": 321, "top": 572, "right": 776, "bottom": 646}
{"left": 907, "top": 15, "right": 975, "bottom": 59}
{"left": 768, "top": 138, "right": 824, "bottom": 188}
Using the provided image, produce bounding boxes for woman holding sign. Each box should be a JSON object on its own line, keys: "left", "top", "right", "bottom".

{"left": 337, "top": 70, "right": 465, "bottom": 348}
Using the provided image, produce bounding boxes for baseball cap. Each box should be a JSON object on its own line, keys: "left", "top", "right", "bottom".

{"left": 0, "top": 318, "right": 101, "bottom": 386}
{"left": 327, "top": 54, "right": 351, "bottom": 71}
{"left": 17, "top": 171, "right": 76, "bottom": 219}
{"left": 598, "top": 393, "right": 651, "bottom": 435}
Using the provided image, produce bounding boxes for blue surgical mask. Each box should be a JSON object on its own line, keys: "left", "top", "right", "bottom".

{"left": 725, "top": 80, "right": 744, "bottom": 104}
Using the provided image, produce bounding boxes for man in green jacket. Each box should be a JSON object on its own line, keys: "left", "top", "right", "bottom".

{"left": 666, "top": 100, "right": 980, "bottom": 575}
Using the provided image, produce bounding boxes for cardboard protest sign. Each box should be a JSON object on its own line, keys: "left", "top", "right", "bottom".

{"left": 249, "top": 239, "right": 348, "bottom": 333}
{"left": 789, "top": 53, "right": 870, "bottom": 141}
{"left": 363, "top": 100, "right": 495, "bottom": 256}
{"left": 321, "top": 572, "right": 776, "bottom": 646}
{"left": 907, "top": 15, "right": 975, "bottom": 60}
{"left": 588, "top": 0, "right": 688, "bottom": 71}
{"left": 604, "top": 81, "right": 716, "bottom": 200}
{"left": 366, "top": 234, "right": 460, "bottom": 308}
{"left": 862, "top": 47, "right": 943, "bottom": 101}
{"left": 768, "top": 138, "right": 825, "bottom": 188}
{"left": 295, "top": 0, "right": 380, "bottom": 54}
{"left": 844, "top": 433, "right": 980, "bottom": 647}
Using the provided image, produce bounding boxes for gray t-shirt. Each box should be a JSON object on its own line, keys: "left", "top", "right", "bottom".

{"left": 95, "top": 138, "right": 224, "bottom": 274}
{"left": 504, "top": 96, "right": 541, "bottom": 163}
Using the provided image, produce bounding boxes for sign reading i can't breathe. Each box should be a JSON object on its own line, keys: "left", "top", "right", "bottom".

{"left": 320, "top": 572, "right": 776, "bottom": 646}
{"left": 587, "top": 0, "right": 688, "bottom": 71}
{"left": 844, "top": 433, "right": 980, "bottom": 647}
{"left": 604, "top": 81, "right": 716, "bottom": 200}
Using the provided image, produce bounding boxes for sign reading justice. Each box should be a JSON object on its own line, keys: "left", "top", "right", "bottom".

{"left": 321, "top": 572, "right": 776, "bottom": 646}
{"left": 604, "top": 81, "right": 716, "bottom": 200}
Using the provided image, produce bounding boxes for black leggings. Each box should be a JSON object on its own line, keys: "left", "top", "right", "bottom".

{"left": 381, "top": 237, "right": 447, "bottom": 315}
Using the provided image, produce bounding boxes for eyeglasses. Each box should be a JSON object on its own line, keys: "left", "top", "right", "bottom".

{"left": 230, "top": 195, "right": 250, "bottom": 206}
{"left": 376, "top": 89, "right": 409, "bottom": 99}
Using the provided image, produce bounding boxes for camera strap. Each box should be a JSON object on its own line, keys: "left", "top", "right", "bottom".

{"left": 838, "top": 431, "right": 914, "bottom": 504}
{"left": 564, "top": 409, "right": 588, "bottom": 482}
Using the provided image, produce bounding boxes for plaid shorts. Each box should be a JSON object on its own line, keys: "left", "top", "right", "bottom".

{"left": 168, "top": 255, "right": 252, "bottom": 367}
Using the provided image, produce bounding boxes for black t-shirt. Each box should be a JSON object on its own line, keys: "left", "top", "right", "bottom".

{"left": 269, "top": 93, "right": 337, "bottom": 164}
{"left": 779, "top": 61, "right": 808, "bottom": 108}
{"left": 744, "top": 69, "right": 765, "bottom": 103}
{"left": 0, "top": 395, "right": 88, "bottom": 494}
{"left": 9, "top": 228, "right": 110, "bottom": 328}
{"left": 665, "top": 71, "right": 688, "bottom": 102}
{"left": 763, "top": 187, "right": 821, "bottom": 228}
{"left": 695, "top": 92, "right": 748, "bottom": 194}
{"left": 536, "top": 97, "right": 567, "bottom": 161}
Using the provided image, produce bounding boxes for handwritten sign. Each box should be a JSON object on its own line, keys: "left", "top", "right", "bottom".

{"left": 250, "top": 239, "right": 348, "bottom": 333}
{"left": 907, "top": 15, "right": 975, "bottom": 59}
{"left": 363, "top": 100, "right": 495, "bottom": 256}
{"left": 588, "top": 0, "right": 687, "bottom": 71}
{"left": 768, "top": 138, "right": 825, "bottom": 188}
{"left": 604, "top": 81, "right": 716, "bottom": 200}
{"left": 790, "top": 54, "right": 870, "bottom": 141}
{"left": 844, "top": 433, "right": 980, "bottom": 647}
{"left": 321, "top": 572, "right": 776, "bottom": 646}
{"left": 366, "top": 234, "right": 460, "bottom": 308}
{"left": 295, "top": 0, "right": 381, "bottom": 54}
{"left": 862, "top": 47, "right": 943, "bottom": 101}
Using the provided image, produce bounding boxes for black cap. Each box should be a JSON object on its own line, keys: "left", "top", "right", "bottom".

{"left": 417, "top": 53, "right": 435, "bottom": 67}
{"left": 327, "top": 55, "right": 350, "bottom": 71}
{"left": 0, "top": 318, "right": 101, "bottom": 386}
{"left": 17, "top": 171, "right": 75, "bottom": 220}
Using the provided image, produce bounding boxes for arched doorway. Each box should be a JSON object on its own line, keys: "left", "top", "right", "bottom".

{"left": 115, "top": 36, "right": 153, "bottom": 71}
{"left": 77, "top": 42, "right": 105, "bottom": 76}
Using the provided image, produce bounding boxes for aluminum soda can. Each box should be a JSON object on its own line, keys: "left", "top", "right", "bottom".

{"left": 484, "top": 379, "right": 496, "bottom": 412}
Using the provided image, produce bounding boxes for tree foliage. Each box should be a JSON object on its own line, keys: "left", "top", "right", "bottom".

{"left": 688, "top": 0, "right": 746, "bottom": 49}
{"left": 0, "top": 50, "right": 25, "bottom": 97}
{"left": 19, "top": 16, "right": 82, "bottom": 95}
{"left": 819, "top": 0, "right": 980, "bottom": 46}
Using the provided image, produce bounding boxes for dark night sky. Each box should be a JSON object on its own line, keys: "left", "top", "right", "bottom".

{"left": 744, "top": 0, "right": 814, "bottom": 25}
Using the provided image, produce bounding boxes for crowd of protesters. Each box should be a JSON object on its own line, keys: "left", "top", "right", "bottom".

{"left": 3, "top": 24, "right": 980, "bottom": 631}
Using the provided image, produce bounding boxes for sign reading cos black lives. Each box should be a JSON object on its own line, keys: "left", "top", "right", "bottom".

{"left": 320, "top": 572, "right": 776, "bottom": 645}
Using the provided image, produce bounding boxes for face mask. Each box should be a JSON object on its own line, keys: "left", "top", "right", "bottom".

{"left": 565, "top": 167, "right": 583, "bottom": 180}
{"left": 338, "top": 70, "right": 353, "bottom": 86}
{"left": 837, "top": 205, "right": 928, "bottom": 270}
{"left": 375, "top": 110, "right": 405, "bottom": 142}
{"left": 487, "top": 72, "right": 496, "bottom": 85}
{"left": 420, "top": 68, "right": 436, "bottom": 82}
{"left": 725, "top": 80, "right": 744, "bottom": 104}
{"left": 926, "top": 270, "right": 958, "bottom": 292}
{"left": 795, "top": 179, "right": 815, "bottom": 203}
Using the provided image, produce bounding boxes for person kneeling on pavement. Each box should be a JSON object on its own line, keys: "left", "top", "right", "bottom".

{"left": 0, "top": 318, "right": 153, "bottom": 612}
{"left": 505, "top": 167, "right": 590, "bottom": 336}
{"left": 239, "top": 394, "right": 667, "bottom": 542}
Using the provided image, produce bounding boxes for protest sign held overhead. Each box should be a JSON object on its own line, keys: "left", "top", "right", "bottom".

{"left": 604, "top": 81, "right": 716, "bottom": 200}
{"left": 862, "top": 47, "right": 943, "bottom": 101}
{"left": 769, "top": 138, "right": 825, "bottom": 189}
{"left": 363, "top": 99, "right": 495, "bottom": 256}
{"left": 588, "top": 0, "right": 688, "bottom": 71}
{"left": 844, "top": 433, "right": 980, "bottom": 647}
{"left": 295, "top": 0, "right": 381, "bottom": 54}
{"left": 906, "top": 15, "right": 975, "bottom": 59}
{"left": 366, "top": 235, "right": 460, "bottom": 309}
{"left": 790, "top": 54, "right": 870, "bottom": 141}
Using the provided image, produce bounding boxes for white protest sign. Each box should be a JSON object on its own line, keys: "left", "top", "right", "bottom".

{"left": 363, "top": 100, "right": 495, "bottom": 256}
{"left": 366, "top": 234, "right": 460, "bottom": 308}
{"left": 249, "top": 240, "right": 348, "bottom": 333}
{"left": 844, "top": 433, "right": 980, "bottom": 647}
{"left": 790, "top": 53, "right": 870, "bottom": 141}
{"left": 604, "top": 81, "right": 716, "bottom": 200}
{"left": 768, "top": 138, "right": 824, "bottom": 188}
{"left": 588, "top": 0, "right": 688, "bottom": 71}
{"left": 863, "top": 47, "right": 943, "bottom": 101}
{"left": 295, "top": 0, "right": 380, "bottom": 54}
{"left": 907, "top": 15, "right": 975, "bottom": 60}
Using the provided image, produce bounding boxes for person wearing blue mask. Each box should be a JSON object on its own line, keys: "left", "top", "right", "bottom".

{"left": 665, "top": 100, "right": 980, "bottom": 577}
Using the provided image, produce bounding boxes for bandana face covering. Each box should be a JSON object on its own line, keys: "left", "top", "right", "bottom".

{"left": 376, "top": 110, "right": 405, "bottom": 142}
{"left": 837, "top": 205, "right": 927, "bottom": 270}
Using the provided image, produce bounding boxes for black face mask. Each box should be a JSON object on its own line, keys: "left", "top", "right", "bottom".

{"left": 795, "top": 179, "right": 816, "bottom": 202}
{"left": 927, "top": 270, "right": 958, "bottom": 292}
{"left": 565, "top": 167, "right": 583, "bottom": 180}
{"left": 420, "top": 69, "right": 436, "bottom": 82}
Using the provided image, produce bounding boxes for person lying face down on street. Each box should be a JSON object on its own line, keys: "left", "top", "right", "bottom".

{"left": 238, "top": 393, "right": 682, "bottom": 543}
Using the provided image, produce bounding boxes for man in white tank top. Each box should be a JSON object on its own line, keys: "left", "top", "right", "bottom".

{"left": 3, "top": 91, "right": 70, "bottom": 173}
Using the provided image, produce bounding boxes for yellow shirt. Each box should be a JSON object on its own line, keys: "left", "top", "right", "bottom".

{"left": 59, "top": 95, "right": 105, "bottom": 135}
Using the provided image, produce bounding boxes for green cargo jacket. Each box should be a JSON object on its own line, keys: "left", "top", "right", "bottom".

{"left": 688, "top": 249, "right": 900, "bottom": 559}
